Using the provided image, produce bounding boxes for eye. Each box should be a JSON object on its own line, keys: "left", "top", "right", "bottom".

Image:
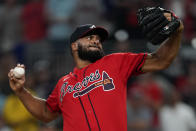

{"left": 87, "top": 36, "right": 91, "bottom": 40}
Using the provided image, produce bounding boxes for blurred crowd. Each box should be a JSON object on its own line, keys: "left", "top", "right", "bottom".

{"left": 0, "top": 0, "right": 196, "bottom": 131}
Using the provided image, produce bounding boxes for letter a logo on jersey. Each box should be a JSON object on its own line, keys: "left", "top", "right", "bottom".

{"left": 102, "top": 71, "right": 115, "bottom": 91}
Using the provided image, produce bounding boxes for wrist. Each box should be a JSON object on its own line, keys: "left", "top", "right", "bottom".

{"left": 15, "top": 87, "right": 25, "bottom": 96}
{"left": 176, "top": 21, "right": 184, "bottom": 33}
{"left": 171, "top": 21, "right": 184, "bottom": 38}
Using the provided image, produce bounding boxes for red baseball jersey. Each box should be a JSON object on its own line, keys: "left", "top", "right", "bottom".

{"left": 46, "top": 52, "right": 147, "bottom": 131}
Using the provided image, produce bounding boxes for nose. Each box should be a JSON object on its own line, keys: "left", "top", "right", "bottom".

{"left": 93, "top": 39, "right": 100, "bottom": 45}
{"left": 89, "top": 35, "right": 101, "bottom": 45}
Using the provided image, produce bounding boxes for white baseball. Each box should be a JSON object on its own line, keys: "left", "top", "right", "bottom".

{"left": 13, "top": 67, "right": 25, "bottom": 78}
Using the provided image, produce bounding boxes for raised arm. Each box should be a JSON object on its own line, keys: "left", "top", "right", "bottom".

{"left": 141, "top": 15, "right": 184, "bottom": 73}
{"left": 8, "top": 64, "right": 59, "bottom": 123}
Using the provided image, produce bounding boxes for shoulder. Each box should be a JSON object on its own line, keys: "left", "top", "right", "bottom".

{"left": 102, "top": 52, "right": 137, "bottom": 59}
{"left": 101, "top": 52, "right": 146, "bottom": 61}
{"left": 56, "top": 73, "right": 72, "bottom": 86}
{"left": 105, "top": 52, "right": 135, "bottom": 57}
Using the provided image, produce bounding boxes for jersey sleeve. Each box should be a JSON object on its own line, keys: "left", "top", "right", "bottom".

{"left": 132, "top": 53, "right": 147, "bottom": 76}
{"left": 46, "top": 84, "right": 61, "bottom": 113}
{"left": 107, "top": 53, "right": 147, "bottom": 82}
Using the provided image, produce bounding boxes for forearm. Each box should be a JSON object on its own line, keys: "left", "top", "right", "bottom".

{"left": 15, "top": 87, "right": 56, "bottom": 122}
{"left": 8, "top": 64, "right": 59, "bottom": 122}
{"left": 142, "top": 22, "right": 184, "bottom": 72}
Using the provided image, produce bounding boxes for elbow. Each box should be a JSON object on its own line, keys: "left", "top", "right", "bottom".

{"left": 42, "top": 119, "right": 53, "bottom": 123}
{"left": 161, "top": 62, "right": 171, "bottom": 70}
{"left": 38, "top": 112, "right": 55, "bottom": 123}
{"left": 155, "top": 54, "right": 175, "bottom": 70}
{"left": 40, "top": 117, "right": 54, "bottom": 123}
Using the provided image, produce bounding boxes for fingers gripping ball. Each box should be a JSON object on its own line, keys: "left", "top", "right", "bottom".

{"left": 137, "top": 7, "right": 180, "bottom": 45}
{"left": 13, "top": 67, "right": 25, "bottom": 78}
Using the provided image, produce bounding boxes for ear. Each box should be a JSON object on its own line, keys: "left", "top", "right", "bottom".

{"left": 71, "top": 42, "right": 78, "bottom": 51}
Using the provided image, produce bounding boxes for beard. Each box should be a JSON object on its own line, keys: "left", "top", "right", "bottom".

{"left": 77, "top": 42, "right": 105, "bottom": 63}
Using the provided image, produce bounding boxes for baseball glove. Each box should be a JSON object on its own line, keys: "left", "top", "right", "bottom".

{"left": 137, "top": 7, "right": 180, "bottom": 45}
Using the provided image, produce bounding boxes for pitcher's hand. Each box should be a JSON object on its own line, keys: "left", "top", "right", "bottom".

{"left": 8, "top": 64, "right": 25, "bottom": 93}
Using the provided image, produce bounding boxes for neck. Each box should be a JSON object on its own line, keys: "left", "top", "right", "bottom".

{"left": 76, "top": 59, "right": 92, "bottom": 69}
{"left": 73, "top": 53, "right": 92, "bottom": 69}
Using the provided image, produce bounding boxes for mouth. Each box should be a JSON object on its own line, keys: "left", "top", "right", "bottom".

{"left": 88, "top": 45, "right": 100, "bottom": 49}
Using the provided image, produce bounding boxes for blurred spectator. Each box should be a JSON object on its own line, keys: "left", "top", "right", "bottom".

{"left": 160, "top": 88, "right": 196, "bottom": 131}
{"left": 21, "top": 0, "right": 51, "bottom": 66}
{"left": 32, "top": 60, "right": 54, "bottom": 99}
{"left": 165, "top": 56, "right": 185, "bottom": 77}
{"left": 129, "top": 73, "right": 163, "bottom": 130}
{"left": 2, "top": 93, "right": 39, "bottom": 131}
{"left": 114, "top": 40, "right": 131, "bottom": 53}
{"left": 72, "top": 0, "right": 113, "bottom": 42}
{"left": 127, "top": 87, "right": 152, "bottom": 131}
{"left": 100, "top": 0, "right": 114, "bottom": 21}
{"left": 111, "top": 29, "right": 147, "bottom": 53}
{"left": 181, "top": 62, "right": 196, "bottom": 112}
{"left": 2, "top": 72, "right": 39, "bottom": 131}
{"left": 0, "top": 94, "right": 6, "bottom": 114}
{"left": 102, "top": 0, "right": 158, "bottom": 39}
{"left": 0, "top": 52, "right": 17, "bottom": 95}
{"left": 45, "top": 0, "right": 78, "bottom": 76}
{"left": 184, "top": 0, "right": 196, "bottom": 42}
{"left": 0, "top": 115, "right": 11, "bottom": 131}
{"left": 0, "top": 0, "right": 22, "bottom": 52}
{"left": 107, "top": 29, "right": 130, "bottom": 53}
{"left": 107, "top": 0, "right": 139, "bottom": 38}
{"left": 21, "top": 0, "right": 47, "bottom": 42}
{"left": 0, "top": 52, "right": 16, "bottom": 131}
{"left": 46, "top": 0, "right": 77, "bottom": 50}
{"left": 166, "top": 0, "right": 185, "bottom": 19}
{"left": 72, "top": 0, "right": 108, "bottom": 26}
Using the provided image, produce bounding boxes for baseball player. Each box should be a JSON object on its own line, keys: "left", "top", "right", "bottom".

{"left": 8, "top": 7, "right": 184, "bottom": 131}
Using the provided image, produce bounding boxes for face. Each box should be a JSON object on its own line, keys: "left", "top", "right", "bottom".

{"left": 75, "top": 35, "right": 105, "bottom": 63}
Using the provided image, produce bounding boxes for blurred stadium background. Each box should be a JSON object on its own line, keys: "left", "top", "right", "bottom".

{"left": 0, "top": 0, "right": 196, "bottom": 131}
